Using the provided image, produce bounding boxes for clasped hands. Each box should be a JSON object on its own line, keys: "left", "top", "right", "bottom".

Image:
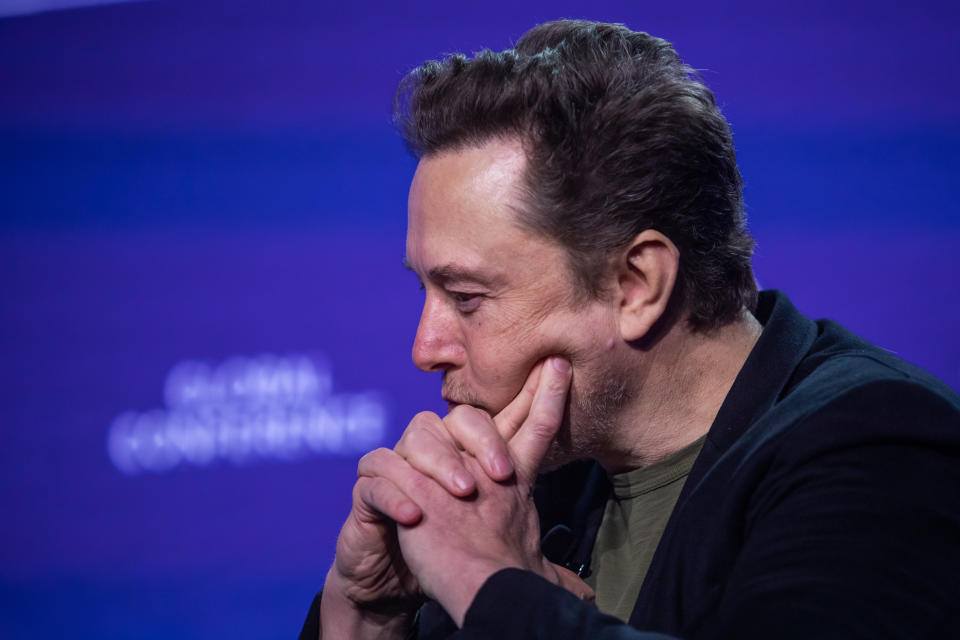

{"left": 320, "top": 357, "right": 594, "bottom": 639}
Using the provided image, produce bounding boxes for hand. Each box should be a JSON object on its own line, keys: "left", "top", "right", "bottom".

{"left": 319, "top": 454, "right": 426, "bottom": 639}
{"left": 388, "top": 356, "right": 575, "bottom": 625}
{"left": 391, "top": 357, "right": 565, "bottom": 500}
{"left": 320, "top": 356, "right": 578, "bottom": 636}
{"left": 391, "top": 356, "right": 594, "bottom": 606}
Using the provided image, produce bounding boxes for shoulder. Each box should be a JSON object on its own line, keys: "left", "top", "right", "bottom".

{"left": 722, "top": 326, "right": 960, "bottom": 499}
{"left": 772, "top": 319, "right": 960, "bottom": 442}
{"left": 727, "top": 345, "right": 960, "bottom": 525}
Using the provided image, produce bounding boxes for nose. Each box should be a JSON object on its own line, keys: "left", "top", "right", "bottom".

{"left": 411, "top": 294, "right": 464, "bottom": 372}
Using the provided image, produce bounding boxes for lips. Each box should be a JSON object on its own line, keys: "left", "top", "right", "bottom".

{"left": 443, "top": 397, "right": 473, "bottom": 411}
{"left": 442, "top": 375, "right": 492, "bottom": 413}
{"left": 444, "top": 399, "right": 493, "bottom": 416}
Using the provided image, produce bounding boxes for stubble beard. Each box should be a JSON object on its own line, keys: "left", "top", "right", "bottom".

{"left": 440, "top": 375, "right": 492, "bottom": 413}
{"left": 540, "top": 367, "right": 631, "bottom": 472}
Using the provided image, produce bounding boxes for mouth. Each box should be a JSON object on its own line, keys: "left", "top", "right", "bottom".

{"left": 443, "top": 396, "right": 491, "bottom": 415}
{"left": 441, "top": 373, "right": 493, "bottom": 414}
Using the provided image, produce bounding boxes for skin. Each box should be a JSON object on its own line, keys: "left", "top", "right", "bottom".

{"left": 405, "top": 139, "right": 611, "bottom": 408}
{"left": 320, "top": 359, "right": 589, "bottom": 638}
{"left": 321, "top": 137, "right": 763, "bottom": 637}
{"left": 404, "top": 138, "right": 634, "bottom": 471}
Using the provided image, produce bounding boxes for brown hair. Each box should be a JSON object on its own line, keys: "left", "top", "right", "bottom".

{"left": 395, "top": 20, "right": 757, "bottom": 330}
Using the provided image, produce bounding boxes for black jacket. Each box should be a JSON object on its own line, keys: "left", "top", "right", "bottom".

{"left": 303, "top": 291, "right": 960, "bottom": 639}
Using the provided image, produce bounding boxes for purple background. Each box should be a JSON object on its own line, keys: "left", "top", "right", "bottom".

{"left": 1, "top": 1, "right": 959, "bottom": 637}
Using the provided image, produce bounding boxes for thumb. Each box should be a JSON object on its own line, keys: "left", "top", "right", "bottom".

{"left": 508, "top": 356, "right": 572, "bottom": 482}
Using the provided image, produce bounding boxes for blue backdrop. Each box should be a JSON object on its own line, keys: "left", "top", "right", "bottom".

{"left": 1, "top": 1, "right": 958, "bottom": 637}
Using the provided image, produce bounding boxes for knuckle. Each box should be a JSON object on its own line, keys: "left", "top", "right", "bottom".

{"left": 357, "top": 447, "right": 395, "bottom": 477}
{"left": 357, "top": 448, "right": 381, "bottom": 472}
{"left": 526, "top": 414, "right": 561, "bottom": 438}
{"left": 476, "top": 429, "right": 506, "bottom": 453}
{"left": 450, "top": 403, "right": 488, "bottom": 422}
{"left": 353, "top": 476, "right": 371, "bottom": 503}
{"left": 368, "top": 477, "right": 391, "bottom": 501}
{"left": 409, "top": 470, "right": 435, "bottom": 496}
{"left": 440, "top": 456, "right": 464, "bottom": 477}
{"left": 368, "top": 446, "right": 393, "bottom": 462}
{"left": 447, "top": 403, "right": 489, "bottom": 433}
{"left": 400, "top": 423, "right": 433, "bottom": 452}
{"left": 399, "top": 412, "right": 443, "bottom": 447}
{"left": 545, "top": 372, "right": 569, "bottom": 394}
{"left": 524, "top": 405, "right": 563, "bottom": 434}
{"left": 411, "top": 410, "right": 441, "bottom": 425}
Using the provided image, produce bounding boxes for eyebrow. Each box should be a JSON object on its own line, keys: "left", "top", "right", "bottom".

{"left": 403, "top": 258, "right": 503, "bottom": 288}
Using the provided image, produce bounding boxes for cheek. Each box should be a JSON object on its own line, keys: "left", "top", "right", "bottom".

{"left": 469, "top": 339, "right": 542, "bottom": 403}
{"left": 539, "top": 307, "right": 616, "bottom": 364}
{"left": 460, "top": 302, "right": 613, "bottom": 411}
{"left": 463, "top": 327, "right": 557, "bottom": 410}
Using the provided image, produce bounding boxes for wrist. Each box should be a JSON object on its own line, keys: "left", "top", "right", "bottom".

{"left": 429, "top": 558, "right": 516, "bottom": 628}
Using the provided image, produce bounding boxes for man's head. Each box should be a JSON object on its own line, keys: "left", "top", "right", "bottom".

{"left": 405, "top": 138, "right": 633, "bottom": 466}
{"left": 398, "top": 21, "right": 758, "bottom": 467}
{"left": 396, "top": 20, "right": 757, "bottom": 332}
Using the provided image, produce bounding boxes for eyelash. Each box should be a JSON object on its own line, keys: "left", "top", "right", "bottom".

{"left": 417, "top": 281, "right": 483, "bottom": 313}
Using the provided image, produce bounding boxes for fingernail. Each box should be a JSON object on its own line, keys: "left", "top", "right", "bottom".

{"left": 453, "top": 471, "right": 473, "bottom": 492}
{"left": 551, "top": 357, "right": 570, "bottom": 372}
{"left": 491, "top": 454, "right": 513, "bottom": 478}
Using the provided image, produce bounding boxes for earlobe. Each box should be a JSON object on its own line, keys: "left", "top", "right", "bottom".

{"left": 617, "top": 230, "right": 679, "bottom": 342}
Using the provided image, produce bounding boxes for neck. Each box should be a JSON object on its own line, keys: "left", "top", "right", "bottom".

{"left": 597, "top": 309, "right": 763, "bottom": 475}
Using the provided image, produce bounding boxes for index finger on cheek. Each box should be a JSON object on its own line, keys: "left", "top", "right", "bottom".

{"left": 493, "top": 360, "right": 545, "bottom": 441}
{"left": 509, "top": 356, "right": 572, "bottom": 482}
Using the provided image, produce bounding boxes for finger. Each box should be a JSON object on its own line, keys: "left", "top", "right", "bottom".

{"left": 443, "top": 404, "right": 514, "bottom": 481}
{"left": 493, "top": 360, "right": 545, "bottom": 440}
{"left": 353, "top": 475, "right": 422, "bottom": 526}
{"left": 358, "top": 446, "right": 431, "bottom": 493}
{"left": 359, "top": 445, "right": 457, "bottom": 498}
{"left": 394, "top": 412, "right": 477, "bottom": 496}
{"left": 508, "top": 356, "right": 572, "bottom": 481}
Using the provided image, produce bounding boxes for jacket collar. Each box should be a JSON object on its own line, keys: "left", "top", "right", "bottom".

{"left": 683, "top": 290, "right": 818, "bottom": 494}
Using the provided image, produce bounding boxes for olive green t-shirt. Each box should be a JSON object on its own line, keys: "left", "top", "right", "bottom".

{"left": 584, "top": 435, "right": 706, "bottom": 622}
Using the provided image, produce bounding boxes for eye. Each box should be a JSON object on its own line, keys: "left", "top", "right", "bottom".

{"left": 449, "top": 291, "right": 483, "bottom": 313}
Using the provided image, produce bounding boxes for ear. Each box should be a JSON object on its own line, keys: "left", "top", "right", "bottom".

{"left": 615, "top": 230, "right": 680, "bottom": 342}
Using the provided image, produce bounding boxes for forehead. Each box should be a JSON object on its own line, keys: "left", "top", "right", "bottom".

{"left": 405, "top": 139, "right": 530, "bottom": 265}
{"left": 409, "top": 140, "right": 526, "bottom": 234}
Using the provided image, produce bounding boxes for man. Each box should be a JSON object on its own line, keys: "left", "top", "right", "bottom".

{"left": 301, "top": 20, "right": 960, "bottom": 639}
